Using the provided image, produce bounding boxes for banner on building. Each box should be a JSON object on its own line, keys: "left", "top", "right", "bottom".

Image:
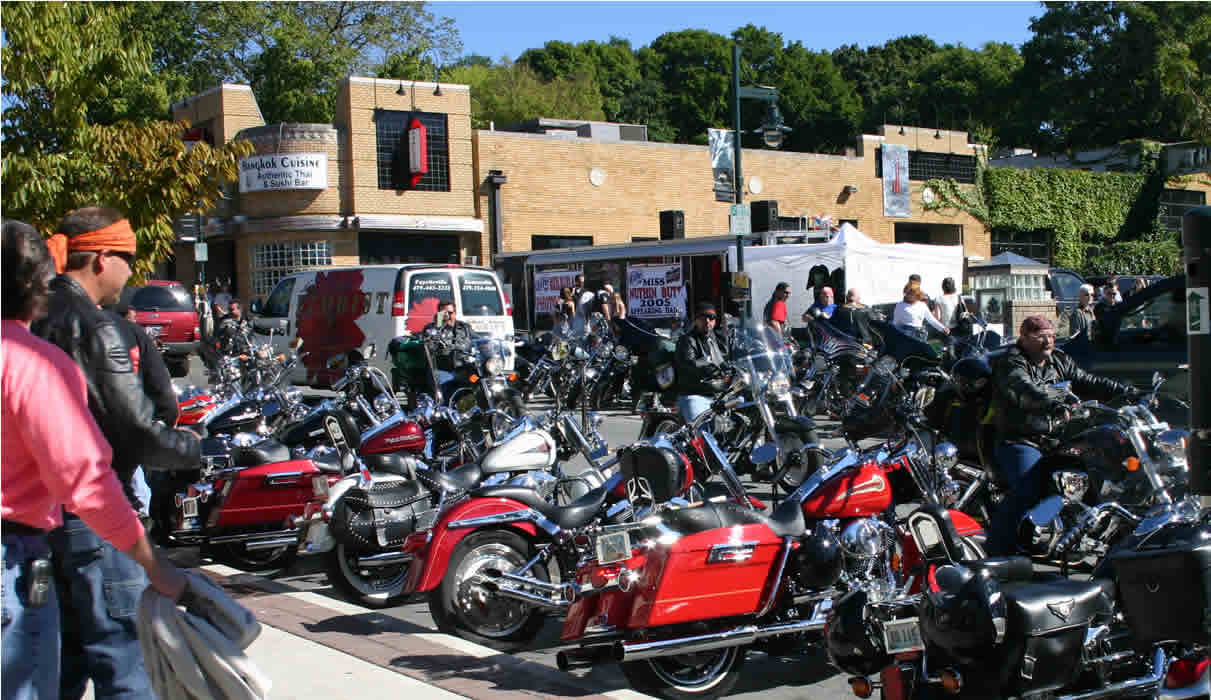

{"left": 534, "top": 269, "right": 579, "bottom": 316}
{"left": 240, "top": 153, "right": 329, "bottom": 193}
{"left": 882, "top": 144, "right": 910, "bottom": 217}
{"left": 709, "top": 128, "right": 736, "bottom": 203}
{"left": 627, "top": 264, "right": 686, "bottom": 318}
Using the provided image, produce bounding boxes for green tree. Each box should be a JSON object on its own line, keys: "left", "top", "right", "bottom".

{"left": 833, "top": 35, "right": 942, "bottom": 133}
{"left": 642, "top": 29, "right": 733, "bottom": 145}
{"left": 443, "top": 61, "right": 605, "bottom": 130}
{"left": 1012, "top": 1, "right": 1210, "bottom": 152}
{"left": 1, "top": 2, "right": 252, "bottom": 280}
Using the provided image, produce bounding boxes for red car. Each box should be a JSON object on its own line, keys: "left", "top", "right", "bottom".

{"left": 123, "top": 281, "right": 200, "bottom": 377}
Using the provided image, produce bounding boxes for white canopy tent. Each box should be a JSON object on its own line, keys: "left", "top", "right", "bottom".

{"left": 730, "top": 223, "right": 965, "bottom": 325}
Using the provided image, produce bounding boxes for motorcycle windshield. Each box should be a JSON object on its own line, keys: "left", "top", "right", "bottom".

{"left": 732, "top": 325, "right": 794, "bottom": 395}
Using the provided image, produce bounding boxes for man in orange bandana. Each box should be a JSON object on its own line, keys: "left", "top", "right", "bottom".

{"left": 33, "top": 206, "right": 201, "bottom": 700}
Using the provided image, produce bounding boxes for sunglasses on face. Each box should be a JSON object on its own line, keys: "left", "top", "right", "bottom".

{"left": 107, "top": 251, "right": 135, "bottom": 267}
{"left": 700, "top": 314, "right": 718, "bottom": 321}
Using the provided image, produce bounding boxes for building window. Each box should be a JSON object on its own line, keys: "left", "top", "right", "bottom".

{"left": 250, "top": 241, "right": 332, "bottom": 298}
{"left": 1159, "top": 189, "right": 1206, "bottom": 234}
{"left": 876, "top": 149, "right": 978, "bottom": 184}
{"left": 990, "top": 228, "right": 1050, "bottom": 264}
{"left": 531, "top": 235, "right": 593, "bottom": 250}
{"left": 375, "top": 109, "right": 450, "bottom": 191}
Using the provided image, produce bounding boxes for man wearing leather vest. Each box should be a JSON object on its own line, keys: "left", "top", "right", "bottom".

{"left": 675, "top": 302, "right": 730, "bottom": 420}
{"left": 214, "top": 298, "right": 252, "bottom": 357}
{"left": 985, "top": 315, "right": 1133, "bottom": 555}
{"left": 34, "top": 206, "right": 201, "bottom": 700}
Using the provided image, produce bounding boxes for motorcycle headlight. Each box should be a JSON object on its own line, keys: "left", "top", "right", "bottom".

{"left": 875, "top": 355, "right": 897, "bottom": 373}
{"left": 585, "top": 368, "right": 600, "bottom": 380}
{"left": 373, "top": 394, "right": 396, "bottom": 417}
{"left": 768, "top": 373, "right": 791, "bottom": 394}
{"left": 256, "top": 345, "right": 272, "bottom": 361}
{"left": 1155, "top": 429, "right": 1189, "bottom": 458}
{"left": 614, "top": 346, "right": 630, "bottom": 362}
{"left": 484, "top": 357, "right": 501, "bottom": 376}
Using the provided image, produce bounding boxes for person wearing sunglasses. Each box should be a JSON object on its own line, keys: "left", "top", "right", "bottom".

{"left": 674, "top": 302, "right": 731, "bottom": 420}
{"left": 984, "top": 314, "right": 1135, "bottom": 556}
{"left": 33, "top": 206, "right": 201, "bottom": 700}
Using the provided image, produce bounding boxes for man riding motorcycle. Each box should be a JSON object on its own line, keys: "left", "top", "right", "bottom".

{"left": 213, "top": 298, "right": 251, "bottom": 356}
{"left": 986, "top": 314, "right": 1134, "bottom": 555}
{"left": 424, "top": 300, "right": 475, "bottom": 401}
{"left": 674, "top": 302, "right": 730, "bottom": 421}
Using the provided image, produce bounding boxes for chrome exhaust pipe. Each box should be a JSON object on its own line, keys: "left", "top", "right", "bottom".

{"left": 1056, "top": 648, "right": 1167, "bottom": 700}
{"left": 479, "top": 579, "right": 571, "bottom": 612}
{"left": 244, "top": 536, "right": 299, "bottom": 551}
{"left": 557, "top": 646, "right": 614, "bottom": 671}
{"left": 613, "top": 605, "right": 831, "bottom": 662}
{"left": 483, "top": 568, "right": 577, "bottom": 603}
{"left": 356, "top": 552, "right": 413, "bottom": 568}
{"left": 209, "top": 529, "right": 298, "bottom": 546}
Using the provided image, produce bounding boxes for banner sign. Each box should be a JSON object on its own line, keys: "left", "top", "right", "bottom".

{"left": 627, "top": 264, "right": 686, "bottom": 318}
{"left": 881, "top": 144, "right": 910, "bottom": 217}
{"left": 709, "top": 128, "right": 736, "bottom": 203}
{"left": 239, "top": 153, "right": 328, "bottom": 193}
{"left": 534, "top": 269, "right": 579, "bottom": 316}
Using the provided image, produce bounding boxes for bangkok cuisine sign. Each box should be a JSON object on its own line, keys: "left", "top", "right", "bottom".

{"left": 239, "top": 153, "right": 329, "bottom": 193}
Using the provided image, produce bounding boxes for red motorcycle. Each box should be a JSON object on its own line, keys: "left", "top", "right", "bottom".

{"left": 555, "top": 417, "right": 983, "bottom": 699}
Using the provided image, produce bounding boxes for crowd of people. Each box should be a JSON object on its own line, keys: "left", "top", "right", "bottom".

{"left": 551, "top": 274, "right": 626, "bottom": 336}
{"left": 3, "top": 209, "right": 197, "bottom": 700}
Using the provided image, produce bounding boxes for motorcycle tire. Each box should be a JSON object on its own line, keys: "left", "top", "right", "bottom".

{"left": 427, "top": 529, "right": 548, "bottom": 652}
{"left": 590, "top": 379, "right": 620, "bottom": 411}
{"left": 324, "top": 544, "right": 411, "bottom": 609}
{"left": 773, "top": 428, "right": 818, "bottom": 492}
{"left": 620, "top": 644, "right": 747, "bottom": 700}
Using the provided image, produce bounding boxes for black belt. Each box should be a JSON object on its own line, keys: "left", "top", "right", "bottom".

{"left": 2, "top": 519, "right": 47, "bottom": 537}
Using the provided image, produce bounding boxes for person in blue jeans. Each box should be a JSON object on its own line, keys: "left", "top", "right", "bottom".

{"left": 985, "top": 315, "right": 1132, "bottom": 555}
{"left": 674, "top": 303, "right": 730, "bottom": 422}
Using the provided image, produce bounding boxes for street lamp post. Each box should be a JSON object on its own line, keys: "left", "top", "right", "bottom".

{"left": 731, "top": 44, "right": 791, "bottom": 326}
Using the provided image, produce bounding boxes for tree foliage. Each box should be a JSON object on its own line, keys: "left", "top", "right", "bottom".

{"left": 443, "top": 61, "right": 605, "bottom": 130}
{"left": 1, "top": 2, "right": 252, "bottom": 281}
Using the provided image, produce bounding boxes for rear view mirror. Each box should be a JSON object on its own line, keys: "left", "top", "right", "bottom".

{"left": 363, "top": 343, "right": 377, "bottom": 360}
{"left": 249, "top": 300, "right": 263, "bottom": 315}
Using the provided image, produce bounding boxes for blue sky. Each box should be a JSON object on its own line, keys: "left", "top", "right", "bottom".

{"left": 434, "top": 1, "right": 1044, "bottom": 62}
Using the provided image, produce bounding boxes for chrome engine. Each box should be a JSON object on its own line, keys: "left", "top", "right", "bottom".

{"left": 838, "top": 517, "right": 900, "bottom": 595}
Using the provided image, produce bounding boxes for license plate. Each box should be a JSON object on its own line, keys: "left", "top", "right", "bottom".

{"left": 595, "top": 531, "right": 631, "bottom": 565}
{"left": 181, "top": 497, "right": 198, "bottom": 518}
{"left": 146, "top": 325, "right": 162, "bottom": 337}
{"left": 882, "top": 617, "right": 924, "bottom": 654}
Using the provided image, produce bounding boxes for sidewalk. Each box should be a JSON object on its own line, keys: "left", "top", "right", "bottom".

{"left": 87, "top": 563, "right": 648, "bottom": 700}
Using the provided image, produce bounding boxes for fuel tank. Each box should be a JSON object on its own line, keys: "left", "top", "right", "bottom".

{"left": 360, "top": 414, "right": 426, "bottom": 455}
{"left": 206, "top": 397, "right": 264, "bottom": 436}
{"left": 480, "top": 428, "right": 557, "bottom": 474}
{"left": 801, "top": 463, "right": 893, "bottom": 519}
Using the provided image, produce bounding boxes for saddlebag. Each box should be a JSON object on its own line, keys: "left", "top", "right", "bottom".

{"left": 329, "top": 479, "right": 432, "bottom": 551}
{"left": 1106, "top": 520, "right": 1211, "bottom": 647}
{"left": 997, "top": 578, "right": 1109, "bottom": 696}
{"left": 617, "top": 444, "right": 689, "bottom": 504}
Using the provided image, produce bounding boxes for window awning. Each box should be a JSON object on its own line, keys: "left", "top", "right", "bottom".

{"left": 516, "top": 235, "right": 740, "bottom": 266}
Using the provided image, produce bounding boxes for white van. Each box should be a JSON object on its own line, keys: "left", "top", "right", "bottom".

{"left": 252, "top": 264, "right": 514, "bottom": 387}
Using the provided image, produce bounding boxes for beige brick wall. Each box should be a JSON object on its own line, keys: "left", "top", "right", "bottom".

{"left": 339, "top": 77, "right": 477, "bottom": 218}
{"left": 474, "top": 124, "right": 990, "bottom": 259}
{"left": 171, "top": 84, "right": 264, "bottom": 143}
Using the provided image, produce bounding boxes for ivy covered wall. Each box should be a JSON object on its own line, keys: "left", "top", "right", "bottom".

{"left": 923, "top": 153, "right": 1202, "bottom": 275}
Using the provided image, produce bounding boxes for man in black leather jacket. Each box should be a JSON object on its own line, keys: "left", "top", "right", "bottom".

{"left": 423, "top": 300, "right": 476, "bottom": 399}
{"left": 214, "top": 298, "right": 252, "bottom": 356}
{"left": 985, "top": 315, "right": 1133, "bottom": 555}
{"left": 34, "top": 206, "right": 200, "bottom": 700}
{"left": 675, "top": 302, "right": 730, "bottom": 420}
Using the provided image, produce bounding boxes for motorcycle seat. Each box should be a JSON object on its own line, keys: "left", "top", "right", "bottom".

{"left": 965, "top": 556, "right": 1033, "bottom": 583}
{"left": 363, "top": 452, "right": 420, "bottom": 479}
{"left": 232, "top": 439, "right": 291, "bottom": 467}
{"left": 435, "top": 463, "right": 484, "bottom": 493}
{"left": 470, "top": 484, "right": 609, "bottom": 530}
{"left": 660, "top": 500, "right": 806, "bottom": 539}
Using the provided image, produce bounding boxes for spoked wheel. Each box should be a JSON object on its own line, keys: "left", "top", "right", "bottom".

{"left": 325, "top": 544, "right": 410, "bottom": 609}
{"left": 772, "top": 431, "right": 811, "bottom": 491}
{"left": 621, "top": 645, "right": 747, "bottom": 700}
{"left": 428, "top": 530, "right": 547, "bottom": 651}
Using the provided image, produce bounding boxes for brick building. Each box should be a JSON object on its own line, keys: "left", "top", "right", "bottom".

{"left": 171, "top": 77, "right": 990, "bottom": 304}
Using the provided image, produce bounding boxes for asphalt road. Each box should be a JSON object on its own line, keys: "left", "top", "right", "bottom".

{"left": 175, "top": 359, "right": 861, "bottom": 698}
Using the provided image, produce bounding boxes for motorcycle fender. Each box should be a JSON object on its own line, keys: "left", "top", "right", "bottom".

{"left": 947, "top": 509, "right": 985, "bottom": 539}
{"left": 409, "top": 497, "right": 539, "bottom": 593}
{"left": 640, "top": 410, "right": 683, "bottom": 438}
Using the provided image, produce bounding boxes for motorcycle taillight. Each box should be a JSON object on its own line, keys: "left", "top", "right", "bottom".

{"left": 1166, "top": 657, "right": 1209, "bottom": 689}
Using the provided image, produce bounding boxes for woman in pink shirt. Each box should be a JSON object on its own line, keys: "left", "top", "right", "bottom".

{"left": 1, "top": 220, "right": 184, "bottom": 700}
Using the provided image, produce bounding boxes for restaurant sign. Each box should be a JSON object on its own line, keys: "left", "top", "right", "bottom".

{"left": 239, "top": 153, "right": 328, "bottom": 193}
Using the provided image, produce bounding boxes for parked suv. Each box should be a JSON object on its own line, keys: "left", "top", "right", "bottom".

{"left": 124, "top": 280, "right": 200, "bottom": 377}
